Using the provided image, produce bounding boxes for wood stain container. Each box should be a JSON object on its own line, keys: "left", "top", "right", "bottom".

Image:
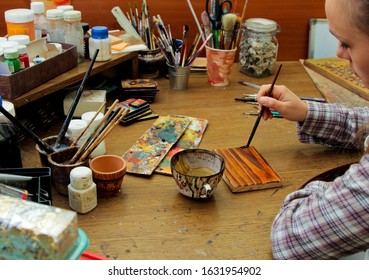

{"left": 4, "top": 9, "right": 35, "bottom": 41}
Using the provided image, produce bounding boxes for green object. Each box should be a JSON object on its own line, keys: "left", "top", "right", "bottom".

{"left": 4, "top": 48, "right": 20, "bottom": 73}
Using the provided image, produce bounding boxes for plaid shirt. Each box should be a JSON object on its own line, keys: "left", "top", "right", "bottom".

{"left": 271, "top": 102, "right": 369, "bottom": 259}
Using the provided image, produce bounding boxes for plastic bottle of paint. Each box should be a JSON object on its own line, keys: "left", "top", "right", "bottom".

{"left": 81, "top": 111, "right": 106, "bottom": 158}
{"left": 46, "top": 9, "right": 65, "bottom": 43}
{"left": 31, "top": 1, "right": 48, "bottom": 39}
{"left": 15, "top": 45, "right": 30, "bottom": 70}
{"left": 0, "top": 97, "right": 22, "bottom": 168}
{"left": 4, "top": 48, "right": 21, "bottom": 73}
{"left": 66, "top": 119, "right": 89, "bottom": 148}
{"left": 4, "top": 9, "right": 35, "bottom": 41}
{"left": 89, "top": 26, "right": 111, "bottom": 61}
{"left": 63, "top": 10, "right": 84, "bottom": 64}
{"left": 68, "top": 166, "right": 97, "bottom": 214}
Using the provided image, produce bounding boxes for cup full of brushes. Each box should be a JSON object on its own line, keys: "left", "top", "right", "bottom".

{"left": 202, "top": 9, "right": 239, "bottom": 86}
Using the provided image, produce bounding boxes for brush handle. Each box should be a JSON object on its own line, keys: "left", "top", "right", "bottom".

{"left": 0, "top": 106, "right": 54, "bottom": 154}
{"left": 54, "top": 49, "right": 99, "bottom": 149}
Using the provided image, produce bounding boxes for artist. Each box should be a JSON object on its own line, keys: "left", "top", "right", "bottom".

{"left": 257, "top": 0, "right": 369, "bottom": 259}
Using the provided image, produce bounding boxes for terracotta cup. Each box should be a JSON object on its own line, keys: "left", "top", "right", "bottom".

{"left": 205, "top": 46, "right": 237, "bottom": 87}
{"left": 170, "top": 149, "right": 225, "bottom": 199}
{"left": 89, "top": 154, "right": 127, "bottom": 196}
{"left": 47, "top": 146, "right": 89, "bottom": 196}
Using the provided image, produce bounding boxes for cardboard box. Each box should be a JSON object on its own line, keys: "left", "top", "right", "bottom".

{"left": 0, "top": 40, "right": 78, "bottom": 100}
{"left": 63, "top": 89, "right": 106, "bottom": 117}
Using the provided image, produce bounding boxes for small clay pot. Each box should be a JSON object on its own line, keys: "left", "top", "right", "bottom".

{"left": 89, "top": 154, "right": 127, "bottom": 196}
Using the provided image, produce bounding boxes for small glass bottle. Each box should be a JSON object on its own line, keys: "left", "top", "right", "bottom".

{"left": 63, "top": 10, "right": 84, "bottom": 64}
{"left": 31, "top": 1, "right": 48, "bottom": 40}
{"left": 0, "top": 97, "right": 23, "bottom": 168}
{"left": 15, "top": 45, "right": 30, "bottom": 70}
{"left": 81, "top": 22, "right": 90, "bottom": 59}
{"left": 239, "top": 18, "right": 280, "bottom": 78}
{"left": 4, "top": 48, "right": 21, "bottom": 73}
{"left": 46, "top": 8, "right": 65, "bottom": 43}
{"left": 89, "top": 26, "right": 111, "bottom": 62}
{"left": 68, "top": 166, "right": 97, "bottom": 214}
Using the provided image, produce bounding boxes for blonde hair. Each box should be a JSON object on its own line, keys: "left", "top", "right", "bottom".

{"left": 347, "top": 0, "right": 369, "bottom": 35}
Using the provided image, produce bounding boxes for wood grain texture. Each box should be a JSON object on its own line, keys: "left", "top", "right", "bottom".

{"left": 0, "top": 1, "right": 326, "bottom": 61}
{"left": 215, "top": 146, "right": 283, "bottom": 192}
{"left": 18, "top": 62, "right": 362, "bottom": 260}
{"left": 304, "top": 58, "right": 369, "bottom": 101}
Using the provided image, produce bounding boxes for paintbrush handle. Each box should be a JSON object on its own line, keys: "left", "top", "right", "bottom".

{"left": 0, "top": 105, "right": 54, "bottom": 154}
{"left": 244, "top": 64, "right": 282, "bottom": 148}
{"left": 54, "top": 49, "right": 99, "bottom": 149}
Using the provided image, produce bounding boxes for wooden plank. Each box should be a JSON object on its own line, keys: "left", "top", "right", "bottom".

{"left": 303, "top": 58, "right": 369, "bottom": 101}
{"left": 214, "top": 146, "right": 284, "bottom": 193}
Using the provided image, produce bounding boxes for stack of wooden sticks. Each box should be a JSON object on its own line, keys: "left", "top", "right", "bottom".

{"left": 68, "top": 99, "right": 129, "bottom": 164}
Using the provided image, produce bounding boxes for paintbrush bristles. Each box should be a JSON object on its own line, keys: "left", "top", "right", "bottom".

{"left": 222, "top": 13, "right": 238, "bottom": 50}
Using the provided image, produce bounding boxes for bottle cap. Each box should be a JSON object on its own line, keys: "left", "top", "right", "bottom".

{"left": 81, "top": 111, "right": 104, "bottom": 126}
{"left": 63, "top": 10, "right": 82, "bottom": 21}
{"left": 46, "top": 9, "right": 64, "bottom": 20}
{"left": 0, "top": 41, "right": 19, "bottom": 50}
{"left": 56, "top": 5, "right": 74, "bottom": 12}
{"left": 4, "top": 48, "right": 19, "bottom": 59}
{"left": 30, "top": 2, "right": 45, "bottom": 14}
{"left": 245, "top": 18, "right": 279, "bottom": 33}
{"left": 91, "top": 26, "right": 109, "bottom": 39}
{"left": 15, "top": 44, "right": 27, "bottom": 55}
{"left": 70, "top": 166, "right": 93, "bottom": 190}
{"left": 67, "top": 119, "right": 88, "bottom": 137}
{"left": 8, "top": 34, "right": 30, "bottom": 45}
{"left": 5, "top": 9, "right": 35, "bottom": 23}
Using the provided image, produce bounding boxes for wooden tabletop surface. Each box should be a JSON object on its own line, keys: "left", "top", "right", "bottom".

{"left": 20, "top": 61, "right": 361, "bottom": 260}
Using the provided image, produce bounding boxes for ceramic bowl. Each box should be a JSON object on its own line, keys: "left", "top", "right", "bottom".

{"left": 89, "top": 154, "right": 127, "bottom": 196}
{"left": 170, "top": 149, "right": 225, "bottom": 199}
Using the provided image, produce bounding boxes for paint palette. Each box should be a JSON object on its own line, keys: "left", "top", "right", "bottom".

{"left": 214, "top": 146, "right": 284, "bottom": 192}
{"left": 122, "top": 115, "right": 191, "bottom": 175}
{"left": 303, "top": 58, "right": 369, "bottom": 101}
{"left": 155, "top": 116, "right": 208, "bottom": 175}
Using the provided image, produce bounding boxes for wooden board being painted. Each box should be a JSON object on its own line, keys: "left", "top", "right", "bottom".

{"left": 214, "top": 146, "right": 284, "bottom": 193}
{"left": 304, "top": 58, "right": 369, "bottom": 101}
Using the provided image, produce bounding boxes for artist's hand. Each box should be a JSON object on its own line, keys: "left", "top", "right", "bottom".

{"left": 257, "top": 85, "right": 308, "bottom": 122}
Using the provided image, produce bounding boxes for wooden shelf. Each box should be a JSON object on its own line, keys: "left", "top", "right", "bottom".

{"left": 12, "top": 51, "right": 138, "bottom": 108}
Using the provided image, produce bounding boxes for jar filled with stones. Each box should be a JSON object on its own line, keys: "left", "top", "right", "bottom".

{"left": 239, "top": 18, "right": 280, "bottom": 78}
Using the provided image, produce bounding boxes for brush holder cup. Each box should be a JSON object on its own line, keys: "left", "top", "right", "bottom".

{"left": 138, "top": 48, "right": 166, "bottom": 78}
{"left": 239, "top": 18, "right": 280, "bottom": 78}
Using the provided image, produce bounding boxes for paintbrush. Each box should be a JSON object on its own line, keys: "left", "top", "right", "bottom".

{"left": 186, "top": 0, "right": 206, "bottom": 42}
{"left": 201, "top": 11, "right": 213, "bottom": 47}
{"left": 244, "top": 64, "right": 282, "bottom": 148}
{"left": 53, "top": 49, "right": 99, "bottom": 149}
{"left": 0, "top": 105, "right": 55, "bottom": 154}
{"left": 180, "top": 25, "right": 189, "bottom": 66}
{"left": 221, "top": 13, "right": 237, "bottom": 50}
{"left": 236, "top": 0, "right": 249, "bottom": 47}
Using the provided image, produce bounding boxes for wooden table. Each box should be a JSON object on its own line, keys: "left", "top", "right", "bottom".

{"left": 20, "top": 61, "right": 361, "bottom": 260}
{"left": 12, "top": 51, "right": 139, "bottom": 108}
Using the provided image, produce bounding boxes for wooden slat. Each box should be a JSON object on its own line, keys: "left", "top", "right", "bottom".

{"left": 215, "top": 146, "right": 284, "bottom": 193}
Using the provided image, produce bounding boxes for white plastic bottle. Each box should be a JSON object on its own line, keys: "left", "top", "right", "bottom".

{"left": 89, "top": 26, "right": 111, "bottom": 61}
{"left": 31, "top": 1, "right": 48, "bottom": 39}
{"left": 63, "top": 10, "right": 84, "bottom": 64}
{"left": 81, "top": 111, "right": 106, "bottom": 158}
{"left": 68, "top": 166, "right": 97, "bottom": 214}
{"left": 46, "top": 9, "right": 65, "bottom": 43}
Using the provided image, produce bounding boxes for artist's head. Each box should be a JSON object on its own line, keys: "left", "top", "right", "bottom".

{"left": 326, "top": 0, "right": 369, "bottom": 87}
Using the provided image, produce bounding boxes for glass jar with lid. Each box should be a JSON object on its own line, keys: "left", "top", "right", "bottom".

{"left": 239, "top": 18, "right": 280, "bottom": 77}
